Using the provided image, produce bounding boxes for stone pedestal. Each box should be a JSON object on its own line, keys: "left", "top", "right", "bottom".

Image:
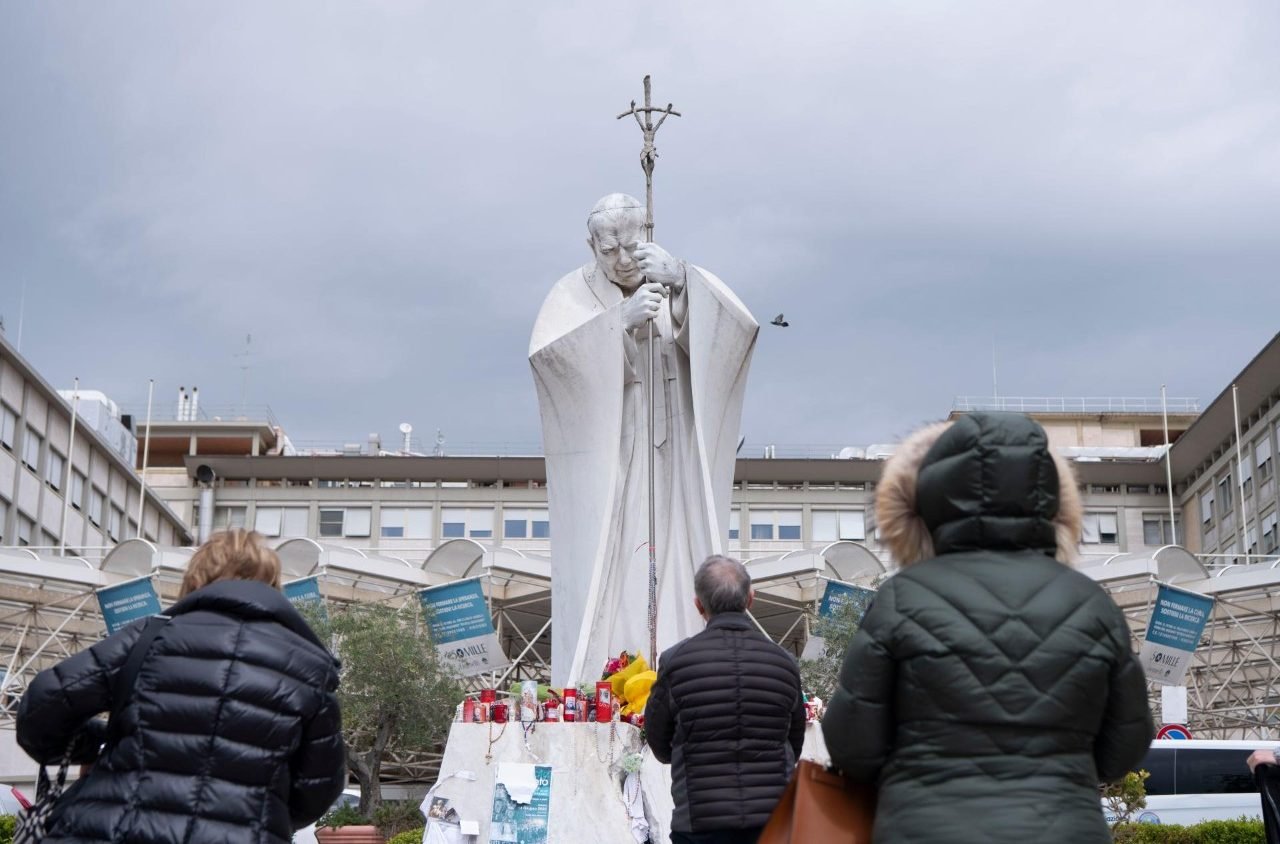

{"left": 428, "top": 721, "right": 831, "bottom": 843}
{"left": 429, "top": 722, "right": 671, "bottom": 843}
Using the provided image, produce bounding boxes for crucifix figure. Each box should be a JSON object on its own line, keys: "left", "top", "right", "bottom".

{"left": 617, "top": 74, "right": 681, "bottom": 242}
{"left": 529, "top": 78, "right": 760, "bottom": 686}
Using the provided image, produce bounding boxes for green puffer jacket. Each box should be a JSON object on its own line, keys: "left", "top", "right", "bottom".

{"left": 823, "top": 412, "right": 1153, "bottom": 843}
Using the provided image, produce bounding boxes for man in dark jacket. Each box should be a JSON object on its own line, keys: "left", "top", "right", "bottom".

{"left": 17, "top": 532, "right": 345, "bottom": 844}
{"left": 645, "top": 555, "right": 806, "bottom": 844}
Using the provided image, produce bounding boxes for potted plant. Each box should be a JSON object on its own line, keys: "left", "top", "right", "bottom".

{"left": 314, "top": 804, "right": 383, "bottom": 844}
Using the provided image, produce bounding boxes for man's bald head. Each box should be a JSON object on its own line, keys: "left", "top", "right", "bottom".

{"left": 586, "top": 193, "right": 645, "bottom": 241}
{"left": 694, "top": 555, "right": 753, "bottom": 617}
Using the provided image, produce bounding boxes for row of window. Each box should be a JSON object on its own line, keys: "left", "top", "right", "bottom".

{"left": 206, "top": 506, "right": 553, "bottom": 541}
{"left": 1201, "top": 430, "right": 1276, "bottom": 528}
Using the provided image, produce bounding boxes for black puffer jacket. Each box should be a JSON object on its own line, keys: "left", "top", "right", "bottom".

{"left": 823, "top": 413, "right": 1153, "bottom": 843}
{"left": 17, "top": 580, "right": 345, "bottom": 844}
{"left": 644, "top": 611, "right": 806, "bottom": 833}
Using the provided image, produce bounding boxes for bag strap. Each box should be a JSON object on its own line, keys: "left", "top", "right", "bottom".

{"left": 106, "top": 614, "right": 169, "bottom": 745}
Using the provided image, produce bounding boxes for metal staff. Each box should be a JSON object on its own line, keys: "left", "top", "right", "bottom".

{"left": 617, "top": 76, "right": 681, "bottom": 662}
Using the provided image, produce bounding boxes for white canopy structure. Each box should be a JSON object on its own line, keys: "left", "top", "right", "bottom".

{"left": 1082, "top": 548, "right": 1280, "bottom": 738}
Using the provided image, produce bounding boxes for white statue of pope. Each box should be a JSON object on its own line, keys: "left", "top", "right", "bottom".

{"left": 530, "top": 193, "right": 758, "bottom": 686}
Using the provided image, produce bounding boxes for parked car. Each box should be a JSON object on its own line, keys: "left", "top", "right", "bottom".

{"left": 1104, "top": 739, "right": 1263, "bottom": 825}
{"left": 293, "top": 788, "right": 362, "bottom": 844}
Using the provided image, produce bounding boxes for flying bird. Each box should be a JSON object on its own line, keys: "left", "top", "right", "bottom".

{"left": 771, "top": 313, "right": 789, "bottom": 327}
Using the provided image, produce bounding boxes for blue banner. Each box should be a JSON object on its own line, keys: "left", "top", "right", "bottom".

{"left": 283, "top": 576, "right": 324, "bottom": 608}
{"left": 97, "top": 578, "right": 162, "bottom": 634}
{"left": 817, "top": 581, "right": 877, "bottom": 622}
{"left": 1145, "top": 584, "right": 1214, "bottom": 650}
{"left": 419, "top": 578, "right": 508, "bottom": 677}
{"left": 420, "top": 579, "right": 495, "bottom": 645}
{"left": 1139, "top": 583, "right": 1214, "bottom": 685}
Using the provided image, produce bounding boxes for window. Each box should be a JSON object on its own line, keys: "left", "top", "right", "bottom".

{"left": 317, "top": 507, "right": 372, "bottom": 538}
{"left": 1174, "top": 749, "right": 1256, "bottom": 795}
{"left": 502, "top": 509, "right": 549, "bottom": 540}
{"left": 69, "top": 470, "right": 85, "bottom": 510}
{"left": 441, "top": 508, "right": 494, "bottom": 539}
{"left": 812, "top": 510, "right": 867, "bottom": 542}
{"left": 254, "top": 507, "right": 309, "bottom": 538}
{"left": 45, "top": 450, "right": 65, "bottom": 491}
{"left": 1218, "top": 475, "right": 1233, "bottom": 515}
{"left": 212, "top": 506, "right": 247, "bottom": 531}
{"left": 1264, "top": 512, "right": 1279, "bottom": 555}
{"left": 1138, "top": 748, "right": 1175, "bottom": 796}
{"left": 108, "top": 506, "right": 123, "bottom": 541}
{"left": 1082, "top": 513, "right": 1119, "bottom": 544}
{"left": 727, "top": 508, "right": 740, "bottom": 541}
{"left": 1126, "top": 485, "right": 1151, "bottom": 495}
{"left": 1201, "top": 490, "right": 1214, "bottom": 527}
{"left": 381, "top": 508, "right": 432, "bottom": 539}
{"left": 1142, "top": 515, "right": 1180, "bottom": 546}
{"left": 0, "top": 498, "right": 7, "bottom": 543}
{"left": 1258, "top": 436, "right": 1274, "bottom": 481}
{"left": 748, "top": 510, "right": 801, "bottom": 541}
{"left": 22, "top": 426, "right": 41, "bottom": 471}
{"left": 1242, "top": 450, "right": 1254, "bottom": 498}
{"left": 1247, "top": 525, "right": 1258, "bottom": 556}
{"left": 17, "top": 514, "right": 34, "bottom": 547}
{"left": 0, "top": 404, "right": 16, "bottom": 451}
{"left": 88, "top": 488, "right": 105, "bottom": 527}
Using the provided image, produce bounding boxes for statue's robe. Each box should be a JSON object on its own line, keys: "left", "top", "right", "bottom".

{"left": 530, "top": 262, "right": 757, "bottom": 686}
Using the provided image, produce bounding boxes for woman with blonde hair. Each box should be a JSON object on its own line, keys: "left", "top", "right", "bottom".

{"left": 17, "top": 529, "right": 345, "bottom": 844}
{"left": 822, "top": 412, "right": 1153, "bottom": 843}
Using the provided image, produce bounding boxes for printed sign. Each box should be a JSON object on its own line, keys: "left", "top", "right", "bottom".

{"left": 419, "top": 579, "right": 509, "bottom": 677}
{"left": 284, "top": 576, "right": 327, "bottom": 623}
{"left": 801, "top": 581, "right": 876, "bottom": 661}
{"left": 1139, "top": 583, "right": 1214, "bottom": 685}
{"left": 817, "top": 581, "right": 877, "bottom": 621}
{"left": 1156, "top": 724, "right": 1192, "bottom": 740}
{"left": 97, "top": 577, "right": 162, "bottom": 634}
{"left": 490, "top": 764, "right": 552, "bottom": 844}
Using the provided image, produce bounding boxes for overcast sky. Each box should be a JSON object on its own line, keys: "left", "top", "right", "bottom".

{"left": 2, "top": 2, "right": 1277, "bottom": 454}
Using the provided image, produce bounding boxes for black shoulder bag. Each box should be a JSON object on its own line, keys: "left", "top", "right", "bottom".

{"left": 15, "top": 614, "right": 170, "bottom": 844}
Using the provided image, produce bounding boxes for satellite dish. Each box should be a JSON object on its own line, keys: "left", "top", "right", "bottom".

{"left": 399, "top": 422, "right": 413, "bottom": 434}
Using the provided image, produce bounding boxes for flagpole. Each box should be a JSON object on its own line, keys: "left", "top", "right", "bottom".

{"left": 137, "top": 379, "right": 154, "bottom": 538}
{"left": 1162, "top": 385, "right": 1177, "bottom": 545}
{"left": 1233, "top": 384, "right": 1252, "bottom": 558}
{"left": 58, "top": 378, "right": 80, "bottom": 556}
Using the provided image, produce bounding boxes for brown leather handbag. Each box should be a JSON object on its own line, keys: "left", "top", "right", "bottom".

{"left": 758, "top": 760, "right": 877, "bottom": 844}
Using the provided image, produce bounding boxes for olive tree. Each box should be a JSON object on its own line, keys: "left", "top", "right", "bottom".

{"left": 798, "top": 585, "right": 877, "bottom": 701}
{"left": 306, "top": 601, "right": 463, "bottom": 816}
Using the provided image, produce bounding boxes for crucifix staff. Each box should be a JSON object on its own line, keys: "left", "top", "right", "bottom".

{"left": 617, "top": 75, "right": 680, "bottom": 662}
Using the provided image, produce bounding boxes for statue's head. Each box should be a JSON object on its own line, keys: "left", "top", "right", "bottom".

{"left": 586, "top": 193, "right": 646, "bottom": 291}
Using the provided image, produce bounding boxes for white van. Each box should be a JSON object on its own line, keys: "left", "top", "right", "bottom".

{"left": 1105, "top": 739, "right": 1264, "bottom": 826}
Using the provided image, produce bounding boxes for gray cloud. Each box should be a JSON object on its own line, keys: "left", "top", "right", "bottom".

{"left": 2, "top": 2, "right": 1277, "bottom": 451}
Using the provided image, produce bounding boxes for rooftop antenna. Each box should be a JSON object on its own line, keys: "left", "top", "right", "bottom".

{"left": 16, "top": 278, "right": 27, "bottom": 352}
{"left": 235, "top": 333, "right": 253, "bottom": 413}
{"left": 398, "top": 422, "right": 413, "bottom": 454}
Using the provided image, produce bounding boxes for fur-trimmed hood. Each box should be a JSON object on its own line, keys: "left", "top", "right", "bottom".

{"left": 875, "top": 412, "right": 1082, "bottom": 566}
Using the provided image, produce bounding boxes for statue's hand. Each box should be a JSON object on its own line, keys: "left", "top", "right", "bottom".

{"left": 621, "top": 282, "right": 665, "bottom": 331}
{"left": 635, "top": 243, "right": 686, "bottom": 292}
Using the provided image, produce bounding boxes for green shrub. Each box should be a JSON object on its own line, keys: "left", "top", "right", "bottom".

{"left": 1112, "top": 817, "right": 1264, "bottom": 844}
{"left": 0, "top": 814, "right": 15, "bottom": 844}
{"left": 387, "top": 828, "right": 425, "bottom": 844}
{"left": 316, "top": 802, "right": 370, "bottom": 829}
{"left": 1188, "top": 818, "right": 1265, "bottom": 844}
{"left": 373, "top": 800, "right": 423, "bottom": 838}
